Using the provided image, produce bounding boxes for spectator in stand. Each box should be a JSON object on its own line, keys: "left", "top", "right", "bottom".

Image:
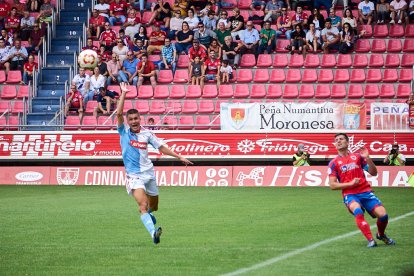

{"left": 94, "top": 0, "right": 110, "bottom": 21}
{"left": 219, "top": 59, "right": 232, "bottom": 83}
{"left": 383, "top": 143, "right": 406, "bottom": 166}
{"left": 276, "top": 7, "right": 292, "bottom": 39}
{"left": 203, "top": 11, "right": 218, "bottom": 31}
{"left": 321, "top": 18, "right": 340, "bottom": 53}
{"left": 26, "top": 0, "right": 40, "bottom": 12}
{"left": 189, "top": 55, "right": 204, "bottom": 87}
{"left": 38, "top": 0, "right": 54, "bottom": 25}
{"left": 215, "top": 22, "right": 231, "bottom": 47}
{"left": 72, "top": 67, "right": 91, "bottom": 105}
{"left": 1, "top": 29, "right": 12, "bottom": 46}
{"left": 160, "top": 37, "right": 177, "bottom": 74}
{"left": 65, "top": 85, "right": 84, "bottom": 121}
{"left": 229, "top": 8, "right": 245, "bottom": 40}
{"left": 93, "top": 86, "right": 118, "bottom": 116}
{"left": 147, "top": 0, "right": 172, "bottom": 28}
{"left": 173, "top": 0, "right": 189, "bottom": 17}
{"left": 0, "top": 39, "right": 10, "bottom": 75}
{"left": 342, "top": 8, "right": 357, "bottom": 29}
{"left": 390, "top": 0, "right": 407, "bottom": 24}
{"left": 238, "top": 21, "right": 260, "bottom": 57}
{"left": 112, "top": 39, "right": 129, "bottom": 63}
{"left": 290, "top": 24, "right": 306, "bottom": 55}
{"left": 377, "top": 0, "right": 391, "bottom": 24}
{"left": 305, "top": 22, "right": 321, "bottom": 53}
{"left": 175, "top": 21, "right": 194, "bottom": 54}
{"left": 196, "top": 1, "right": 212, "bottom": 20}
{"left": 289, "top": 6, "right": 308, "bottom": 34}
{"left": 328, "top": 8, "right": 342, "bottom": 30}
{"left": 134, "top": 26, "right": 149, "bottom": 47}
{"left": 358, "top": 0, "right": 375, "bottom": 26}
{"left": 98, "top": 45, "right": 111, "bottom": 62}
{"left": 8, "top": 38, "right": 28, "bottom": 71}
{"left": 264, "top": 0, "right": 284, "bottom": 23}
{"left": 332, "top": 0, "right": 349, "bottom": 10}
{"left": 147, "top": 117, "right": 156, "bottom": 130}
{"left": 217, "top": 10, "right": 231, "bottom": 30}
{"left": 208, "top": 38, "right": 221, "bottom": 59}
{"left": 99, "top": 23, "right": 117, "bottom": 51}
{"left": 96, "top": 55, "right": 108, "bottom": 78}
{"left": 184, "top": 9, "right": 199, "bottom": 31}
{"left": 308, "top": 7, "right": 325, "bottom": 31}
{"left": 5, "top": 7, "right": 20, "bottom": 34}
{"left": 106, "top": 53, "right": 123, "bottom": 86}
{"left": 22, "top": 54, "right": 37, "bottom": 84}
{"left": 258, "top": 20, "right": 276, "bottom": 54}
{"left": 194, "top": 22, "right": 216, "bottom": 49}
{"left": 408, "top": 0, "right": 414, "bottom": 22}
{"left": 293, "top": 144, "right": 310, "bottom": 166}
{"left": 88, "top": 66, "right": 106, "bottom": 101}
{"left": 212, "top": 0, "right": 236, "bottom": 14}
{"left": 132, "top": 39, "right": 147, "bottom": 59}
{"left": 288, "top": 0, "right": 312, "bottom": 11}
{"left": 137, "top": 53, "right": 157, "bottom": 88}
{"left": 0, "top": 0, "right": 11, "bottom": 23}
{"left": 109, "top": 0, "right": 128, "bottom": 26}
{"left": 203, "top": 49, "right": 221, "bottom": 85}
{"left": 222, "top": 35, "right": 240, "bottom": 67}
{"left": 82, "top": 37, "right": 99, "bottom": 52}
{"left": 147, "top": 22, "right": 166, "bottom": 54}
{"left": 27, "top": 24, "right": 44, "bottom": 54}
{"left": 88, "top": 9, "right": 105, "bottom": 38}
{"left": 188, "top": 39, "right": 207, "bottom": 62}
{"left": 118, "top": 27, "right": 133, "bottom": 48}
{"left": 251, "top": 0, "right": 266, "bottom": 11}
{"left": 169, "top": 10, "right": 184, "bottom": 40}
{"left": 338, "top": 22, "right": 356, "bottom": 54}
{"left": 20, "top": 11, "right": 36, "bottom": 41}
{"left": 119, "top": 50, "right": 139, "bottom": 85}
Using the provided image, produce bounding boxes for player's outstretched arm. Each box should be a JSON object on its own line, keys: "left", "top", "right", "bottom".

{"left": 329, "top": 176, "right": 359, "bottom": 190}
{"left": 158, "top": 145, "right": 194, "bottom": 166}
{"left": 116, "top": 82, "right": 130, "bottom": 126}
{"left": 360, "top": 147, "right": 378, "bottom": 176}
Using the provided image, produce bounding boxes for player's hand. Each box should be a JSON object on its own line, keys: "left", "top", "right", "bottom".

{"left": 350, "top": 178, "right": 360, "bottom": 186}
{"left": 179, "top": 156, "right": 193, "bottom": 166}
{"left": 120, "top": 82, "right": 130, "bottom": 94}
{"left": 359, "top": 147, "right": 370, "bottom": 158}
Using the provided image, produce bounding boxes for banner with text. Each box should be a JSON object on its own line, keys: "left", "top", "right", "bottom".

{"left": 220, "top": 102, "right": 366, "bottom": 131}
{"left": 0, "top": 166, "right": 411, "bottom": 187}
{"left": 370, "top": 102, "right": 413, "bottom": 131}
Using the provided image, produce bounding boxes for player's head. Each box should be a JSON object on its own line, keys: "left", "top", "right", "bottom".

{"left": 334, "top": 133, "right": 349, "bottom": 151}
{"left": 126, "top": 108, "right": 141, "bottom": 133}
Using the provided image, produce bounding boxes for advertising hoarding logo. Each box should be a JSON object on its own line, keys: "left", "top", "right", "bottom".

{"left": 236, "top": 167, "right": 265, "bottom": 186}
{"left": 57, "top": 168, "right": 80, "bottom": 185}
{"left": 230, "top": 106, "right": 249, "bottom": 130}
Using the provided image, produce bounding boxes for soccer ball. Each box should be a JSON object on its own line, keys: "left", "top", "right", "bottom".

{"left": 78, "top": 49, "right": 98, "bottom": 69}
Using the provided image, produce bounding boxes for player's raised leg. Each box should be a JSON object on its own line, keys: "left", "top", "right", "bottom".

{"left": 373, "top": 206, "right": 395, "bottom": 245}
{"left": 348, "top": 201, "right": 376, "bottom": 247}
{"left": 133, "top": 188, "right": 161, "bottom": 244}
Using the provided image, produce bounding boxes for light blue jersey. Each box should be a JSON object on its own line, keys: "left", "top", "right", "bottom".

{"left": 118, "top": 124, "right": 164, "bottom": 175}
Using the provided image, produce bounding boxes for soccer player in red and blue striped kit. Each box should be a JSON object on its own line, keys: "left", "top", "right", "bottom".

{"left": 328, "top": 133, "right": 395, "bottom": 248}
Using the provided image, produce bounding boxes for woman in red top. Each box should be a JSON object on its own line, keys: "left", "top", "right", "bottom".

{"left": 22, "top": 54, "right": 38, "bottom": 84}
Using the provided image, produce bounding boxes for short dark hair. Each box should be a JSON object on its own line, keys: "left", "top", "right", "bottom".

{"left": 126, "top": 108, "right": 140, "bottom": 117}
{"left": 335, "top": 133, "right": 349, "bottom": 141}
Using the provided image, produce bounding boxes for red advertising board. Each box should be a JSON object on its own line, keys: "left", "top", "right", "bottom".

{"left": 0, "top": 166, "right": 411, "bottom": 188}
{"left": 0, "top": 132, "right": 413, "bottom": 160}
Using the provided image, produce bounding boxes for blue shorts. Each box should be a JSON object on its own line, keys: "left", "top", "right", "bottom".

{"left": 343, "top": 191, "right": 383, "bottom": 218}
{"left": 205, "top": 74, "right": 217, "bottom": 81}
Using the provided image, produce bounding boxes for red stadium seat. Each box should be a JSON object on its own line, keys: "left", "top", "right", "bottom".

{"left": 179, "top": 116, "right": 194, "bottom": 130}
{"left": 405, "top": 24, "right": 414, "bottom": 37}
{"left": 318, "top": 69, "right": 334, "bottom": 83}
{"left": 162, "top": 115, "right": 178, "bottom": 128}
{"left": 137, "top": 85, "right": 153, "bottom": 99}
{"left": 237, "top": 69, "right": 253, "bottom": 82}
{"left": 373, "top": 24, "right": 388, "bottom": 38}
{"left": 177, "top": 54, "right": 189, "bottom": 68}
{"left": 389, "top": 24, "right": 404, "bottom": 38}
{"left": 16, "top": 85, "right": 30, "bottom": 99}
{"left": 253, "top": 69, "right": 269, "bottom": 82}
{"left": 1, "top": 85, "right": 17, "bottom": 99}
{"left": 383, "top": 69, "right": 398, "bottom": 83}
{"left": 353, "top": 54, "right": 368, "bottom": 67}
{"left": 195, "top": 115, "right": 211, "bottom": 130}
{"left": 304, "top": 54, "right": 320, "bottom": 68}
{"left": 149, "top": 100, "right": 166, "bottom": 114}
{"left": 234, "top": 84, "right": 250, "bottom": 98}
{"left": 0, "top": 100, "right": 11, "bottom": 113}
{"left": 85, "top": 101, "right": 98, "bottom": 114}
{"left": 380, "top": 84, "right": 396, "bottom": 98}
{"left": 157, "top": 70, "right": 173, "bottom": 83}
{"left": 299, "top": 84, "right": 315, "bottom": 99}
{"left": 348, "top": 84, "right": 364, "bottom": 98}
{"left": 250, "top": 84, "right": 266, "bottom": 98}
{"left": 355, "top": 39, "right": 371, "bottom": 53}
{"left": 401, "top": 54, "right": 414, "bottom": 67}
{"left": 12, "top": 100, "right": 25, "bottom": 113}
{"left": 173, "top": 70, "right": 189, "bottom": 83}
{"left": 166, "top": 100, "right": 182, "bottom": 113}
{"left": 371, "top": 39, "right": 386, "bottom": 53}
{"left": 198, "top": 100, "right": 215, "bottom": 113}
{"left": 81, "top": 116, "right": 97, "bottom": 130}
{"left": 135, "top": 101, "right": 149, "bottom": 114}
{"left": 385, "top": 54, "right": 400, "bottom": 67}
{"left": 337, "top": 54, "right": 352, "bottom": 68}
{"left": 302, "top": 69, "right": 317, "bottom": 83}
{"left": 202, "top": 85, "right": 218, "bottom": 98}
{"left": 321, "top": 54, "right": 336, "bottom": 68}
{"left": 64, "top": 116, "right": 80, "bottom": 130}
{"left": 396, "top": 84, "right": 411, "bottom": 98}
{"left": 399, "top": 69, "right": 413, "bottom": 82}
{"left": 238, "top": 0, "right": 250, "bottom": 9}
{"left": 364, "top": 84, "right": 379, "bottom": 98}
{"left": 256, "top": 54, "right": 272, "bottom": 67}
{"left": 153, "top": 85, "right": 169, "bottom": 99}
{"left": 272, "top": 54, "right": 288, "bottom": 67}
{"left": 403, "top": 40, "right": 414, "bottom": 52}
{"left": 214, "top": 100, "right": 226, "bottom": 113}
{"left": 141, "top": 11, "right": 152, "bottom": 23}
{"left": 181, "top": 100, "right": 198, "bottom": 114}
{"left": 289, "top": 54, "right": 304, "bottom": 67}
{"left": 240, "top": 54, "right": 256, "bottom": 67}
{"left": 269, "top": 69, "right": 285, "bottom": 82}
{"left": 170, "top": 85, "right": 186, "bottom": 98}
{"left": 0, "top": 71, "right": 6, "bottom": 83}
{"left": 97, "top": 116, "right": 114, "bottom": 130}
{"left": 359, "top": 24, "right": 373, "bottom": 37}
{"left": 7, "top": 115, "right": 19, "bottom": 130}
{"left": 331, "top": 84, "right": 346, "bottom": 99}
{"left": 350, "top": 69, "right": 366, "bottom": 82}
{"left": 6, "top": 71, "right": 22, "bottom": 83}
{"left": 267, "top": 84, "right": 282, "bottom": 98}
{"left": 283, "top": 84, "right": 299, "bottom": 99}
{"left": 368, "top": 54, "right": 384, "bottom": 67}
{"left": 315, "top": 84, "right": 331, "bottom": 98}
{"left": 186, "top": 85, "right": 202, "bottom": 98}
{"left": 276, "top": 39, "right": 290, "bottom": 53}
{"left": 122, "top": 100, "right": 133, "bottom": 113}
{"left": 239, "top": 10, "right": 250, "bottom": 22}
{"left": 218, "top": 84, "right": 234, "bottom": 98}
{"left": 366, "top": 69, "right": 382, "bottom": 82}
{"left": 387, "top": 39, "right": 402, "bottom": 53}
{"left": 286, "top": 69, "right": 301, "bottom": 83}
{"left": 334, "top": 69, "right": 350, "bottom": 82}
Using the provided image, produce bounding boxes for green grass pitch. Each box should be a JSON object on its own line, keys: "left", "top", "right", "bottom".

{"left": 1, "top": 186, "right": 413, "bottom": 275}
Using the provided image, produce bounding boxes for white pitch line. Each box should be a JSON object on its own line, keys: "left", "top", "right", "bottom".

{"left": 221, "top": 211, "right": 414, "bottom": 276}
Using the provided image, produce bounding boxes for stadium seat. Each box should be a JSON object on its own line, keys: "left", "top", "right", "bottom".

{"left": 299, "top": 84, "right": 315, "bottom": 98}
{"left": 396, "top": 84, "right": 411, "bottom": 98}
{"left": 334, "top": 69, "right": 350, "bottom": 83}
{"left": 122, "top": 100, "right": 133, "bottom": 113}
{"left": 210, "top": 115, "right": 220, "bottom": 130}
{"left": 401, "top": 54, "right": 414, "bottom": 67}
{"left": 170, "top": 85, "right": 186, "bottom": 98}
{"left": 141, "top": 11, "right": 152, "bottom": 23}
{"left": 385, "top": 54, "right": 400, "bottom": 67}
{"left": 0, "top": 100, "right": 11, "bottom": 113}
{"left": 266, "top": 84, "right": 282, "bottom": 98}
{"left": 399, "top": 69, "right": 413, "bottom": 82}
{"left": 315, "top": 84, "right": 331, "bottom": 98}
{"left": 234, "top": 84, "right": 250, "bottom": 98}
{"left": 348, "top": 84, "right": 364, "bottom": 98}
{"left": 149, "top": 100, "right": 166, "bottom": 114}
{"left": 137, "top": 85, "right": 153, "bottom": 99}
{"left": 157, "top": 70, "right": 173, "bottom": 83}
{"left": 256, "top": 54, "right": 272, "bottom": 67}
{"left": 366, "top": 69, "right": 382, "bottom": 82}
{"left": 182, "top": 100, "right": 198, "bottom": 114}
{"left": 195, "top": 115, "right": 211, "bottom": 130}
{"left": 389, "top": 24, "right": 404, "bottom": 37}
{"left": 179, "top": 116, "right": 194, "bottom": 130}
{"left": 379, "top": 84, "right": 396, "bottom": 98}
{"left": 239, "top": 10, "right": 250, "bottom": 22}
{"left": 97, "top": 116, "right": 114, "bottom": 130}
{"left": 238, "top": 0, "right": 250, "bottom": 9}
{"left": 355, "top": 39, "right": 371, "bottom": 53}
{"left": 218, "top": 84, "right": 234, "bottom": 98}
{"left": 302, "top": 69, "right": 317, "bottom": 83}
{"left": 286, "top": 69, "right": 301, "bottom": 83}
{"left": 16, "top": 85, "right": 29, "bottom": 99}
{"left": 165, "top": 100, "right": 181, "bottom": 114}
{"left": 0, "top": 116, "right": 6, "bottom": 130}
{"left": 153, "top": 85, "right": 169, "bottom": 99}
{"left": 250, "top": 84, "right": 266, "bottom": 98}
{"left": 1, "top": 85, "right": 17, "bottom": 99}
{"left": 173, "top": 70, "right": 189, "bottom": 83}
{"left": 177, "top": 54, "right": 189, "bottom": 68}
{"left": 0, "top": 71, "right": 6, "bottom": 83}
{"left": 353, "top": 54, "right": 368, "bottom": 67}
{"left": 364, "top": 84, "right": 380, "bottom": 98}
{"left": 198, "top": 100, "right": 214, "bottom": 113}
{"left": 85, "top": 101, "right": 98, "bottom": 114}
{"left": 253, "top": 69, "right": 269, "bottom": 82}
{"left": 405, "top": 24, "right": 414, "bottom": 37}
{"left": 368, "top": 54, "right": 384, "bottom": 67}
{"left": 383, "top": 69, "right": 398, "bottom": 83}
{"left": 289, "top": 54, "right": 304, "bottom": 67}
{"left": 162, "top": 115, "right": 178, "bottom": 129}
{"left": 318, "top": 69, "right": 334, "bottom": 83}
{"left": 7, "top": 115, "right": 19, "bottom": 130}
{"left": 12, "top": 100, "right": 25, "bottom": 113}
{"left": 237, "top": 69, "right": 253, "bottom": 82}
{"left": 337, "top": 54, "right": 352, "bottom": 67}
{"left": 350, "top": 69, "right": 366, "bottom": 82}
{"left": 135, "top": 101, "right": 149, "bottom": 114}
{"left": 403, "top": 40, "right": 414, "bottom": 52}
{"left": 202, "top": 85, "right": 218, "bottom": 98}
{"left": 371, "top": 39, "right": 386, "bottom": 53}
{"left": 272, "top": 54, "right": 288, "bottom": 67}
{"left": 283, "top": 84, "right": 299, "bottom": 98}
{"left": 321, "top": 54, "right": 336, "bottom": 68}
{"left": 81, "top": 116, "right": 97, "bottom": 130}
{"left": 359, "top": 24, "right": 373, "bottom": 37}
{"left": 269, "top": 69, "right": 285, "bottom": 82}
{"left": 373, "top": 24, "right": 388, "bottom": 37}
{"left": 64, "top": 116, "right": 80, "bottom": 130}
{"left": 214, "top": 99, "right": 226, "bottom": 113}
{"left": 240, "top": 54, "right": 256, "bottom": 67}
{"left": 331, "top": 84, "right": 346, "bottom": 99}
{"left": 304, "top": 54, "right": 320, "bottom": 67}
{"left": 186, "top": 85, "right": 202, "bottom": 98}
{"left": 6, "top": 71, "right": 22, "bottom": 83}
{"left": 387, "top": 39, "right": 402, "bottom": 52}
{"left": 276, "top": 39, "right": 290, "bottom": 53}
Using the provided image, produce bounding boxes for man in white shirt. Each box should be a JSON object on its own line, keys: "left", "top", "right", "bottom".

{"left": 321, "top": 18, "right": 339, "bottom": 54}
{"left": 305, "top": 22, "right": 321, "bottom": 53}
{"left": 238, "top": 21, "right": 260, "bottom": 57}
{"left": 390, "top": 0, "right": 408, "bottom": 24}
{"left": 408, "top": 0, "right": 414, "bottom": 22}
{"left": 94, "top": 0, "right": 110, "bottom": 20}
{"left": 72, "top": 67, "right": 91, "bottom": 105}
{"left": 0, "top": 39, "right": 10, "bottom": 75}
{"left": 358, "top": 0, "right": 375, "bottom": 25}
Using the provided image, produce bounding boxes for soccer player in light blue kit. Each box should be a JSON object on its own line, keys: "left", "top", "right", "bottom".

{"left": 116, "top": 83, "right": 193, "bottom": 244}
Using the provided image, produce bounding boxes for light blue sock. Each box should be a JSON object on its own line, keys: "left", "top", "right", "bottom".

{"left": 141, "top": 213, "right": 155, "bottom": 237}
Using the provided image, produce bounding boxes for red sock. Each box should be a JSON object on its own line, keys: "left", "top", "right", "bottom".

{"left": 355, "top": 214, "right": 373, "bottom": 240}
{"left": 377, "top": 215, "right": 388, "bottom": 236}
